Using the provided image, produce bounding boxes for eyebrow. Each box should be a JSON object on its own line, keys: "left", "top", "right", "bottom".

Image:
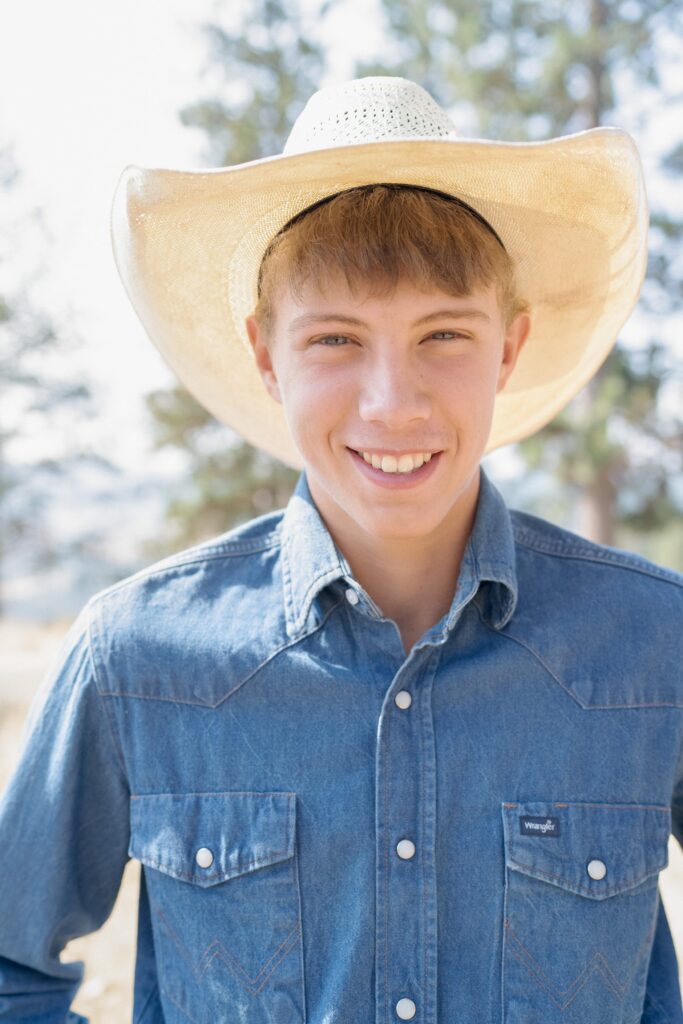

{"left": 285, "top": 308, "right": 491, "bottom": 335}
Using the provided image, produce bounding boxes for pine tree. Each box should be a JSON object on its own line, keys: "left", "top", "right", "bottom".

{"left": 0, "top": 145, "right": 97, "bottom": 613}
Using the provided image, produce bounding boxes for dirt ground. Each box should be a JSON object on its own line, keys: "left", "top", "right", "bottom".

{"left": 1, "top": 618, "right": 682, "bottom": 1022}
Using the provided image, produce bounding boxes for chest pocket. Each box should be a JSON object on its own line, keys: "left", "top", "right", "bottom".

{"left": 500, "top": 800, "right": 671, "bottom": 1024}
{"left": 129, "top": 791, "right": 305, "bottom": 1024}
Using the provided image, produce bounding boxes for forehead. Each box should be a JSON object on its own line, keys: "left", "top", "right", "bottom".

{"left": 275, "top": 271, "right": 499, "bottom": 322}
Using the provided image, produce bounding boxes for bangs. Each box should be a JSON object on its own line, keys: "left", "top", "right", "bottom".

{"left": 254, "top": 184, "right": 527, "bottom": 338}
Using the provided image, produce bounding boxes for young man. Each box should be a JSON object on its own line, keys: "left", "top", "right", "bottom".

{"left": 0, "top": 76, "right": 681, "bottom": 1024}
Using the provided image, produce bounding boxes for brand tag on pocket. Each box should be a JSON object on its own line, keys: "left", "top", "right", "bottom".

{"left": 519, "top": 815, "right": 561, "bottom": 837}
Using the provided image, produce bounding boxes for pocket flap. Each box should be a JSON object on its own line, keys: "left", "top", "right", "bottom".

{"left": 129, "top": 791, "right": 296, "bottom": 888}
{"left": 501, "top": 801, "right": 670, "bottom": 900}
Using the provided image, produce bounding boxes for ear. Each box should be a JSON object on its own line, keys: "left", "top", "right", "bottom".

{"left": 496, "top": 311, "right": 531, "bottom": 393}
{"left": 245, "top": 314, "right": 282, "bottom": 404}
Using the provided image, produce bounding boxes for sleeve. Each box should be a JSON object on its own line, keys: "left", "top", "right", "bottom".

{"left": 641, "top": 896, "right": 683, "bottom": 1022}
{"left": 672, "top": 733, "right": 683, "bottom": 852}
{"left": 0, "top": 602, "right": 131, "bottom": 1022}
{"left": 641, "top": 731, "right": 683, "bottom": 1021}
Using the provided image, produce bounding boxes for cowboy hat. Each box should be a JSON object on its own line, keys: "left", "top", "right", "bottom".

{"left": 110, "top": 75, "right": 648, "bottom": 469}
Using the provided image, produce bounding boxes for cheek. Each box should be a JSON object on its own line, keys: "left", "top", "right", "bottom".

{"left": 277, "top": 365, "right": 352, "bottom": 443}
{"left": 433, "top": 356, "right": 495, "bottom": 405}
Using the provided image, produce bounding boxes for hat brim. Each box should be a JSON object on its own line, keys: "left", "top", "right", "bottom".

{"left": 111, "top": 130, "right": 648, "bottom": 469}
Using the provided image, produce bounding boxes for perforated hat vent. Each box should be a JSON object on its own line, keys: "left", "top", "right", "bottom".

{"left": 283, "top": 77, "right": 458, "bottom": 155}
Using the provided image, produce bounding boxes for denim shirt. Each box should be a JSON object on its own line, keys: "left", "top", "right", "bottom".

{"left": 1, "top": 466, "right": 682, "bottom": 1024}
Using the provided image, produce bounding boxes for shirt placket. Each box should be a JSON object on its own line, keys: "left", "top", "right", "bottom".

{"left": 375, "top": 644, "right": 442, "bottom": 1024}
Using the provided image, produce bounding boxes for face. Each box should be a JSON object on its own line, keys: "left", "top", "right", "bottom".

{"left": 245, "top": 274, "right": 530, "bottom": 548}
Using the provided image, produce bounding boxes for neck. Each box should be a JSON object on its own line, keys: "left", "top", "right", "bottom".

{"left": 311, "top": 470, "right": 481, "bottom": 651}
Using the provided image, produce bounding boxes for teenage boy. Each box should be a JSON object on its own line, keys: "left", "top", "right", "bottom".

{"left": 0, "top": 76, "right": 681, "bottom": 1024}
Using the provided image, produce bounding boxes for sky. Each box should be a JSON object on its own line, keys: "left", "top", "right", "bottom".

{"left": 0, "top": 1, "right": 210, "bottom": 466}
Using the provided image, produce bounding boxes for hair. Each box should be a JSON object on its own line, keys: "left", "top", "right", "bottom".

{"left": 253, "top": 183, "right": 529, "bottom": 343}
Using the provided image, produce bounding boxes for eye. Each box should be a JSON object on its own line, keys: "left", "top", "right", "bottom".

{"left": 314, "top": 334, "right": 351, "bottom": 346}
{"left": 429, "top": 331, "right": 469, "bottom": 341}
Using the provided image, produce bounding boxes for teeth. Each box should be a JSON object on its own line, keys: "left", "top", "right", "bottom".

{"left": 357, "top": 450, "right": 435, "bottom": 474}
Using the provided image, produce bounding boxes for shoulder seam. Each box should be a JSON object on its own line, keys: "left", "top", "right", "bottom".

{"left": 513, "top": 529, "right": 683, "bottom": 589}
{"left": 84, "top": 602, "right": 130, "bottom": 785}
{"left": 89, "top": 530, "right": 282, "bottom": 604}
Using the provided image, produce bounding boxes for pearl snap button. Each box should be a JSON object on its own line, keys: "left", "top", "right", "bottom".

{"left": 345, "top": 588, "right": 360, "bottom": 606}
{"left": 395, "top": 690, "right": 412, "bottom": 709}
{"left": 396, "top": 839, "right": 416, "bottom": 860}
{"left": 396, "top": 997, "right": 416, "bottom": 1019}
{"left": 195, "top": 847, "right": 214, "bottom": 868}
{"left": 587, "top": 858, "right": 607, "bottom": 880}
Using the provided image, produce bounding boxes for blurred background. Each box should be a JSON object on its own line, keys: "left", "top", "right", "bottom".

{"left": 0, "top": 0, "right": 682, "bottom": 1018}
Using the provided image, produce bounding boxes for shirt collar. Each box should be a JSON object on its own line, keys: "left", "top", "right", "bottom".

{"left": 280, "top": 472, "right": 352, "bottom": 638}
{"left": 280, "top": 465, "right": 518, "bottom": 640}
{"left": 460, "top": 465, "right": 518, "bottom": 632}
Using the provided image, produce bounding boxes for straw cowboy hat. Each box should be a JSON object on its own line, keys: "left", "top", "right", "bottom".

{"left": 110, "top": 76, "right": 648, "bottom": 470}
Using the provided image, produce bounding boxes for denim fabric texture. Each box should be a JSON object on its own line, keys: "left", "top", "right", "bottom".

{"left": 0, "top": 466, "right": 682, "bottom": 1023}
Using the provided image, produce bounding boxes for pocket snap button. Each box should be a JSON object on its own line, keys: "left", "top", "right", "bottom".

{"left": 587, "top": 858, "right": 607, "bottom": 880}
{"left": 396, "top": 997, "right": 416, "bottom": 1019}
{"left": 195, "top": 847, "right": 214, "bottom": 868}
{"left": 396, "top": 839, "right": 416, "bottom": 860}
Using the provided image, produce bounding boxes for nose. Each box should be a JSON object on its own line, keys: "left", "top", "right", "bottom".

{"left": 357, "top": 349, "right": 432, "bottom": 428}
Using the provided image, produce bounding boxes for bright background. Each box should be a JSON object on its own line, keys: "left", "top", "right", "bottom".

{"left": 0, "top": 1, "right": 682, "bottom": 1017}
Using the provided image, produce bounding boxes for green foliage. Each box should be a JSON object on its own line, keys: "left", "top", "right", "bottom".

{"left": 143, "top": 387, "right": 298, "bottom": 553}
{"left": 179, "top": 0, "right": 328, "bottom": 166}
{"left": 0, "top": 143, "right": 110, "bottom": 613}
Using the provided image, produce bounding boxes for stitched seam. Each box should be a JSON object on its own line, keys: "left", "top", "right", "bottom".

{"left": 508, "top": 861, "right": 661, "bottom": 898}
{"left": 290, "top": 565, "right": 347, "bottom": 633}
{"left": 131, "top": 790, "right": 297, "bottom": 799}
{"left": 551, "top": 801, "right": 670, "bottom": 811}
{"left": 134, "top": 851, "right": 291, "bottom": 882}
{"left": 421, "top": 666, "right": 427, "bottom": 1021}
{"left": 197, "top": 923, "right": 302, "bottom": 994}
{"left": 505, "top": 801, "right": 670, "bottom": 812}
{"left": 643, "top": 987, "right": 679, "bottom": 1024}
{"left": 97, "top": 598, "right": 345, "bottom": 703}
{"left": 160, "top": 983, "right": 202, "bottom": 1023}
{"left": 88, "top": 532, "right": 282, "bottom": 604}
{"left": 134, "top": 979, "right": 159, "bottom": 1023}
{"left": 152, "top": 889, "right": 302, "bottom": 999}
{"left": 213, "top": 597, "right": 345, "bottom": 707}
{"left": 505, "top": 922, "right": 627, "bottom": 1006}
{"left": 384, "top": 685, "right": 391, "bottom": 1022}
{"left": 130, "top": 792, "right": 294, "bottom": 881}
{"left": 474, "top": 604, "right": 683, "bottom": 709}
{"left": 85, "top": 601, "right": 129, "bottom": 784}
{"left": 472, "top": 607, "right": 588, "bottom": 707}
{"left": 513, "top": 531, "right": 683, "bottom": 588}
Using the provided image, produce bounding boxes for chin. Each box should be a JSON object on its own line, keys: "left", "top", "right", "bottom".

{"left": 357, "top": 509, "right": 444, "bottom": 540}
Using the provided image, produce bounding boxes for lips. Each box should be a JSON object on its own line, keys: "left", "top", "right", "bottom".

{"left": 347, "top": 447, "right": 443, "bottom": 488}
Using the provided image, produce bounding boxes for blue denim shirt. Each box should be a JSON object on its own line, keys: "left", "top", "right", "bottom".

{"left": 1, "top": 466, "right": 682, "bottom": 1024}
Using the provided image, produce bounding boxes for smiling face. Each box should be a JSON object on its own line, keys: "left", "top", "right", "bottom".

{"left": 246, "top": 272, "right": 530, "bottom": 550}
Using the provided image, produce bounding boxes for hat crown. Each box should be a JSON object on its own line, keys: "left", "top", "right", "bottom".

{"left": 282, "top": 76, "right": 458, "bottom": 156}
